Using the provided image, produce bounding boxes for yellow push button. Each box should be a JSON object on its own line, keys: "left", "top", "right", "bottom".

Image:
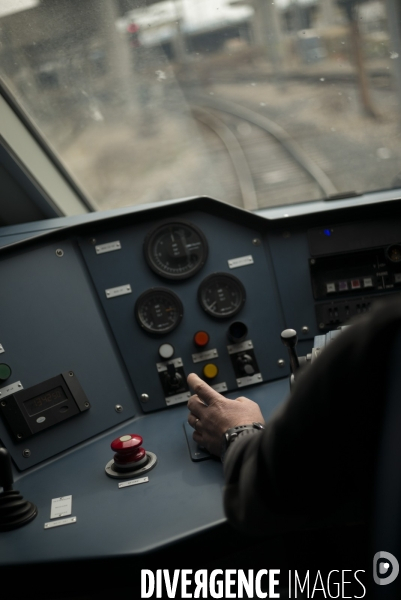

{"left": 203, "top": 363, "right": 218, "bottom": 379}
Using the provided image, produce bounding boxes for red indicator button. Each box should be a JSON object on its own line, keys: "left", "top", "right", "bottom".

{"left": 194, "top": 331, "right": 209, "bottom": 347}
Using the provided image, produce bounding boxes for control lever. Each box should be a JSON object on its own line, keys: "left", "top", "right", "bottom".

{"left": 0, "top": 447, "right": 13, "bottom": 492}
{"left": 166, "top": 362, "right": 183, "bottom": 390}
{"left": 236, "top": 354, "right": 256, "bottom": 376}
{"left": 158, "top": 360, "right": 189, "bottom": 398}
{"left": 281, "top": 326, "right": 350, "bottom": 389}
{"left": 0, "top": 447, "right": 37, "bottom": 531}
{"left": 280, "top": 329, "right": 307, "bottom": 388}
{"left": 281, "top": 329, "right": 299, "bottom": 387}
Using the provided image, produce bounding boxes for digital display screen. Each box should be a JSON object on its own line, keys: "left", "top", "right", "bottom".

{"left": 23, "top": 386, "right": 68, "bottom": 416}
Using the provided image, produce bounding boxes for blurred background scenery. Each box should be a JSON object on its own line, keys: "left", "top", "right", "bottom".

{"left": 1, "top": 0, "right": 401, "bottom": 211}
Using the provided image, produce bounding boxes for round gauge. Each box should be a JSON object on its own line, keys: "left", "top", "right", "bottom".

{"left": 144, "top": 220, "right": 208, "bottom": 280}
{"left": 198, "top": 273, "right": 246, "bottom": 319}
{"left": 387, "top": 244, "right": 401, "bottom": 263}
{"left": 135, "top": 288, "right": 183, "bottom": 334}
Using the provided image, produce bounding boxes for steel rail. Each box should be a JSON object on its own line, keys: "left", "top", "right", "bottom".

{"left": 187, "top": 93, "right": 338, "bottom": 198}
{"left": 191, "top": 106, "right": 259, "bottom": 211}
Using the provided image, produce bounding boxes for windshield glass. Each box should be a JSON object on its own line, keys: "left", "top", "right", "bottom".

{"left": 1, "top": 0, "right": 401, "bottom": 212}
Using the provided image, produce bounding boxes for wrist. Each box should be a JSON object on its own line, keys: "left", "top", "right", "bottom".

{"left": 220, "top": 422, "right": 265, "bottom": 462}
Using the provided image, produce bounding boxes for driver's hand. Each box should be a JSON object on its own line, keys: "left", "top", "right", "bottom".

{"left": 187, "top": 373, "right": 265, "bottom": 456}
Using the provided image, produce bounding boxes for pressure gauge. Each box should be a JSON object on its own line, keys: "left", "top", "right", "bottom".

{"left": 198, "top": 273, "right": 246, "bottom": 319}
{"left": 143, "top": 221, "right": 208, "bottom": 280}
{"left": 135, "top": 288, "right": 183, "bottom": 334}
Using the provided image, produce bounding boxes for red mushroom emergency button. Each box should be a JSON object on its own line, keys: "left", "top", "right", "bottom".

{"left": 111, "top": 434, "right": 146, "bottom": 467}
{"left": 105, "top": 433, "right": 158, "bottom": 479}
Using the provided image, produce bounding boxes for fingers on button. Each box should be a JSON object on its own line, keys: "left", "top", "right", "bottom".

{"left": 188, "top": 373, "right": 222, "bottom": 406}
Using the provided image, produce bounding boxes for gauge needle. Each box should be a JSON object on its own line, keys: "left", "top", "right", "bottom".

{"left": 178, "top": 229, "right": 189, "bottom": 257}
{"left": 209, "top": 301, "right": 217, "bottom": 309}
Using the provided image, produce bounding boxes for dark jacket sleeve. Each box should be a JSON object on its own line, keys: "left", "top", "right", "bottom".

{"left": 223, "top": 297, "right": 401, "bottom": 534}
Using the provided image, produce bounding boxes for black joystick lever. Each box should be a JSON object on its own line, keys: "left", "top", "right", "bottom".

{"left": 0, "top": 447, "right": 37, "bottom": 531}
{"left": 281, "top": 329, "right": 306, "bottom": 387}
{"left": 281, "top": 329, "right": 299, "bottom": 374}
{"left": 166, "top": 363, "right": 182, "bottom": 384}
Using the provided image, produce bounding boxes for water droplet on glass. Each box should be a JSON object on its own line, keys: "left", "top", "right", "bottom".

{"left": 390, "top": 52, "right": 399, "bottom": 59}
{"left": 320, "top": 77, "right": 325, "bottom": 82}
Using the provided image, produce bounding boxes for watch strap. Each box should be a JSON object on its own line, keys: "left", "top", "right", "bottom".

{"left": 221, "top": 422, "right": 265, "bottom": 462}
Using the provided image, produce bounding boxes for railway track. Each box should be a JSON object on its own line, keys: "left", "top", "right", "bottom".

{"left": 188, "top": 94, "right": 338, "bottom": 210}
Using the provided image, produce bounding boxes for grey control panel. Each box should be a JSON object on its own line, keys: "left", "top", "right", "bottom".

{"left": 78, "top": 210, "right": 288, "bottom": 412}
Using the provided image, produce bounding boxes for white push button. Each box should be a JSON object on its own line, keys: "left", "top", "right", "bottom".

{"left": 159, "top": 343, "right": 174, "bottom": 360}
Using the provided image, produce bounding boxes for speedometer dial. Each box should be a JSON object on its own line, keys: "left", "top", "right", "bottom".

{"left": 198, "top": 273, "right": 246, "bottom": 319}
{"left": 135, "top": 288, "right": 183, "bottom": 334}
{"left": 144, "top": 221, "right": 208, "bottom": 280}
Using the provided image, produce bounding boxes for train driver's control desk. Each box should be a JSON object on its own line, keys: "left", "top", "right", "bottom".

{"left": 0, "top": 194, "right": 400, "bottom": 593}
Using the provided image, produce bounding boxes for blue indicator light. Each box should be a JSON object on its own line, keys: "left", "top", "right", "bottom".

{"left": 324, "top": 229, "right": 331, "bottom": 237}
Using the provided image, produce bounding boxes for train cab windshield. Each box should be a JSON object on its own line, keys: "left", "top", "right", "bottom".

{"left": 1, "top": 0, "right": 401, "bottom": 215}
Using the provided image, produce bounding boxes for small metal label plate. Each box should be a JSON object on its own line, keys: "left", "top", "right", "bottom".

{"left": 192, "top": 349, "right": 218, "bottom": 363}
{"left": 156, "top": 358, "right": 183, "bottom": 372}
{"left": 118, "top": 476, "right": 149, "bottom": 489}
{"left": 228, "top": 255, "right": 254, "bottom": 269}
{"left": 165, "top": 391, "right": 191, "bottom": 406}
{"left": 44, "top": 516, "right": 77, "bottom": 529}
{"left": 0, "top": 381, "right": 23, "bottom": 399}
{"left": 105, "top": 284, "right": 132, "bottom": 299}
{"left": 227, "top": 340, "right": 254, "bottom": 355}
{"left": 237, "top": 373, "right": 263, "bottom": 388}
{"left": 212, "top": 382, "right": 228, "bottom": 393}
{"left": 95, "top": 241, "right": 121, "bottom": 254}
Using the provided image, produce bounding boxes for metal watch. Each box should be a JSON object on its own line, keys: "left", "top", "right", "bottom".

{"left": 220, "top": 422, "right": 265, "bottom": 462}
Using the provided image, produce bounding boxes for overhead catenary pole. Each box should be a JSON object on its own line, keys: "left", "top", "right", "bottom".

{"left": 337, "top": 0, "right": 377, "bottom": 118}
{"left": 320, "top": 0, "right": 337, "bottom": 27}
{"left": 172, "top": 0, "right": 187, "bottom": 64}
{"left": 385, "top": 0, "right": 401, "bottom": 124}
{"left": 252, "top": 0, "right": 284, "bottom": 72}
